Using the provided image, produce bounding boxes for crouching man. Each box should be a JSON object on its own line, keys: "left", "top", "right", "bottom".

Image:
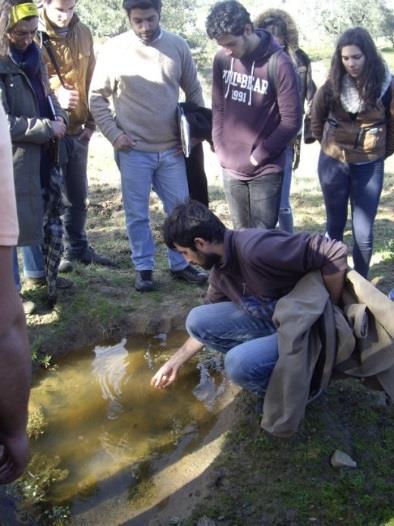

{"left": 151, "top": 200, "right": 347, "bottom": 396}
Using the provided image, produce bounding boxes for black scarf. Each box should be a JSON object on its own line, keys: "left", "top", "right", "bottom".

{"left": 10, "top": 42, "right": 51, "bottom": 118}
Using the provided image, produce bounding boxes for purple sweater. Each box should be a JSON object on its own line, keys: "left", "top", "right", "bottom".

{"left": 211, "top": 30, "right": 302, "bottom": 179}
{"left": 206, "top": 229, "right": 348, "bottom": 305}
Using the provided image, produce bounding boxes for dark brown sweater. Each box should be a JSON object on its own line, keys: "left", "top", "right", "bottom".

{"left": 206, "top": 229, "right": 348, "bottom": 306}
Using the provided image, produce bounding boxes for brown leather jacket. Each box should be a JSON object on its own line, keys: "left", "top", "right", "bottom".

{"left": 37, "top": 11, "right": 95, "bottom": 135}
{"left": 311, "top": 80, "right": 394, "bottom": 163}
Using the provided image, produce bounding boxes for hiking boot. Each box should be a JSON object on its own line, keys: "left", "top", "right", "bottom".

{"left": 24, "top": 276, "right": 73, "bottom": 289}
{"left": 170, "top": 265, "right": 208, "bottom": 285}
{"left": 59, "top": 247, "right": 114, "bottom": 273}
{"left": 135, "top": 270, "right": 154, "bottom": 292}
{"left": 58, "top": 257, "right": 73, "bottom": 273}
{"left": 78, "top": 246, "right": 114, "bottom": 266}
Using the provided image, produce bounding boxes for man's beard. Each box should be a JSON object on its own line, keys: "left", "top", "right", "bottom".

{"left": 139, "top": 26, "right": 161, "bottom": 43}
{"left": 200, "top": 252, "right": 222, "bottom": 270}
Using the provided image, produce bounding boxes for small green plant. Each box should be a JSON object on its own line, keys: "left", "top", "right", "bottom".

{"left": 40, "top": 353, "right": 54, "bottom": 369}
{"left": 13, "top": 454, "right": 70, "bottom": 525}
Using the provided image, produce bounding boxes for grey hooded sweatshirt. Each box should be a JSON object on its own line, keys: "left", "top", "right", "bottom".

{"left": 211, "top": 29, "right": 302, "bottom": 179}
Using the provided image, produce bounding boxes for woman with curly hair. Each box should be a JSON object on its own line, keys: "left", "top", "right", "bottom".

{"left": 311, "top": 27, "right": 394, "bottom": 278}
{"left": 0, "top": 0, "right": 67, "bottom": 310}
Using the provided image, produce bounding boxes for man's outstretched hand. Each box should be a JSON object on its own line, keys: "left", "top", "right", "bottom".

{"left": 150, "top": 336, "right": 204, "bottom": 390}
{"left": 151, "top": 361, "right": 179, "bottom": 389}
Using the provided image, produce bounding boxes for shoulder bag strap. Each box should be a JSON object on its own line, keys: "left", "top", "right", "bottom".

{"left": 39, "top": 31, "right": 65, "bottom": 87}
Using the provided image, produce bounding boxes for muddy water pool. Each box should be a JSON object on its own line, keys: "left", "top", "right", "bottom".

{"left": 22, "top": 332, "right": 229, "bottom": 522}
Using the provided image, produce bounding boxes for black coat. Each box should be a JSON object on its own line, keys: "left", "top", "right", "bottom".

{"left": 179, "top": 102, "right": 212, "bottom": 207}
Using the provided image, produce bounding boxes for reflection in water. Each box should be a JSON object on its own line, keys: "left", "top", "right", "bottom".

{"left": 92, "top": 338, "right": 129, "bottom": 419}
{"left": 193, "top": 363, "right": 227, "bottom": 411}
{"left": 26, "top": 333, "right": 226, "bottom": 514}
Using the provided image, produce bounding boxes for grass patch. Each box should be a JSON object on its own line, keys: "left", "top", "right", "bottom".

{"left": 184, "top": 382, "right": 394, "bottom": 526}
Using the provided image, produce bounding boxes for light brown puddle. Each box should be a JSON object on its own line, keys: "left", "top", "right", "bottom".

{"left": 24, "top": 332, "right": 229, "bottom": 523}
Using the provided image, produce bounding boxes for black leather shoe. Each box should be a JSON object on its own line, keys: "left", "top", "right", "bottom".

{"left": 55, "top": 276, "right": 74, "bottom": 289}
{"left": 170, "top": 265, "right": 208, "bottom": 285}
{"left": 59, "top": 247, "right": 114, "bottom": 271}
{"left": 78, "top": 247, "right": 114, "bottom": 266}
{"left": 135, "top": 270, "right": 154, "bottom": 292}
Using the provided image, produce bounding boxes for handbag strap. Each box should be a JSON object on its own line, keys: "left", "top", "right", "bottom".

{"left": 39, "top": 31, "right": 65, "bottom": 87}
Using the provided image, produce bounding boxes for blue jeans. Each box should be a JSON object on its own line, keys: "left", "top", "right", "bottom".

{"left": 318, "top": 151, "right": 384, "bottom": 278}
{"left": 22, "top": 245, "right": 45, "bottom": 278}
{"left": 223, "top": 169, "right": 283, "bottom": 229}
{"left": 13, "top": 249, "right": 21, "bottom": 292}
{"left": 116, "top": 147, "right": 189, "bottom": 271}
{"left": 278, "top": 146, "right": 293, "bottom": 233}
{"left": 186, "top": 302, "right": 278, "bottom": 395}
{"left": 62, "top": 134, "right": 89, "bottom": 258}
{"left": 13, "top": 246, "right": 45, "bottom": 291}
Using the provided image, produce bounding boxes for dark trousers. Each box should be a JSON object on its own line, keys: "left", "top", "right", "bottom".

{"left": 62, "top": 134, "right": 89, "bottom": 257}
{"left": 223, "top": 169, "right": 283, "bottom": 229}
{"left": 185, "top": 143, "right": 209, "bottom": 207}
{"left": 318, "top": 151, "right": 384, "bottom": 278}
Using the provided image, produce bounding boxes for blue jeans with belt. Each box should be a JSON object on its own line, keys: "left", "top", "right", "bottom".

{"left": 116, "top": 147, "right": 189, "bottom": 271}
{"left": 186, "top": 301, "right": 278, "bottom": 396}
{"left": 318, "top": 151, "right": 384, "bottom": 278}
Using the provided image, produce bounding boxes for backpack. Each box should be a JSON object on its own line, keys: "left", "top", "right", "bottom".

{"left": 267, "top": 48, "right": 301, "bottom": 97}
{"left": 266, "top": 49, "right": 281, "bottom": 96}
